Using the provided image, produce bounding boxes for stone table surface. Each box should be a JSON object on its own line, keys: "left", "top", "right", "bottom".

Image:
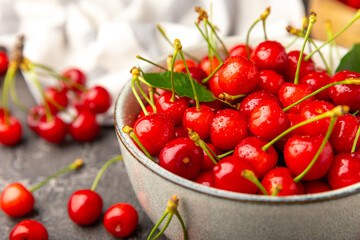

{"left": 0, "top": 73, "right": 167, "bottom": 239}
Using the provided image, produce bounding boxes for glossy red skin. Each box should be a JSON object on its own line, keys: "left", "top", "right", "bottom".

{"left": 330, "top": 114, "right": 360, "bottom": 153}
{"left": 68, "top": 189, "right": 103, "bottom": 225}
{"left": 83, "top": 86, "right": 112, "bottom": 114}
{"left": 275, "top": 113, "right": 304, "bottom": 150}
{"left": 213, "top": 156, "right": 258, "bottom": 194}
{"left": 299, "top": 100, "right": 335, "bottom": 136}
{"left": 27, "top": 105, "right": 45, "bottom": 133}
{"left": 0, "top": 116, "right": 22, "bottom": 146}
{"left": 69, "top": 111, "right": 100, "bottom": 142}
{"left": 256, "top": 69, "right": 285, "bottom": 94}
{"left": 37, "top": 116, "right": 67, "bottom": 144}
{"left": 133, "top": 113, "right": 175, "bottom": 156}
{"left": 181, "top": 66, "right": 207, "bottom": 84}
{"left": 200, "top": 56, "right": 220, "bottom": 75}
{"left": 249, "top": 102, "right": 290, "bottom": 141}
{"left": 9, "top": 220, "right": 48, "bottom": 240}
{"left": 234, "top": 136, "right": 278, "bottom": 179}
{"left": 0, "top": 183, "right": 34, "bottom": 217}
{"left": 299, "top": 71, "right": 331, "bottom": 101}
{"left": 210, "top": 109, "right": 248, "bottom": 150}
{"left": 44, "top": 87, "right": 68, "bottom": 114}
{"left": 343, "top": 0, "right": 360, "bottom": 8}
{"left": 201, "top": 143, "right": 223, "bottom": 171}
{"left": 208, "top": 71, "right": 224, "bottom": 97}
{"left": 183, "top": 105, "right": 214, "bottom": 140}
{"left": 103, "top": 203, "right": 138, "bottom": 238}
{"left": 151, "top": 88, "right": 168, "bottom": 103}
{"left": 328, "top": 153, "right": 360, "bottom": 189}
{"left": 61, "top": 68, "right": 87, "bottom": 91}
{"left": 173, "top": 59, "right": 197, "bottom": 73}
{"left": 278, "top": 82, "right": 315, "bottom": 114}
{"left": 251, "top": 41, "right": 288, "bottom": 74}
{"left": 174, "top": 126, "right": 187, "bottom": 138}
{"left": 138, "top": 105, "right": 155, "bottom": 118}
{"left": 304, "top": 180, "right": 332, "bottom": 194}
{"left": 329, "top": 70, "right": 360, "bottom": 111}
{"left": 192, "top": 171, "right": 214, "bottom": 187}
{"left": 218, "top": 56, "right": 259, "bottom": 95}
{"left": 261, "top": 167, "right": 305, "bottom": 196}
{"left": 156, "top": 92, "right": 189, "bottom": 125}
{"left": 284, "top": 51, "right": 315, "bottom": 82}
{"left": 229, "top": 44, "right": 252, "bottom": 58}
{"left": 159, "top": 137, "right": 203, "bottom": 179}
{"left": 0, "top": 51, "right": 9, "bottom": 76}
{"left": 284, "top": 135, "right": 334, "bottom": 181}
{"left": 239, "top": 90, "right": 281, "bottom": 118}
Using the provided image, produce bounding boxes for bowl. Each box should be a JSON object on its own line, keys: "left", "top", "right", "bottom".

{"left": 114, "top": 36, "right": 360, "bottom": 239}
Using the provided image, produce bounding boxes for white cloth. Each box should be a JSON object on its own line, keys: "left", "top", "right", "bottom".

{"left": 0, "top": 0, "right": 304, "bottom": 125}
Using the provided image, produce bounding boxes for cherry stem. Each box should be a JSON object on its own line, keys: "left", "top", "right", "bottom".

{"left": 122, "top": 126, "right": 153, "bottom": 161}
{"left": 218, "top": 150, "right": 234, "bottom": 159}
{"left": 351, "top": 125, "right": 360, "bottom": 153}
{"left": 262, "top": 105, "right": 349, "bottom": 152}
{"left": 156, "top": 24, "right": 200, "bottom": 63}
{"left": 147, "top": 211, "right": 169, "bottom": 240}
{"left": 218, "top": 92, "right": 246, "bottom": 102}
{"left": 286, "top": 36, "right": 299, "bottom": 49}
{"left": 294, "top": 11, "right": 316, "bottom": 85}
{"left": 204, "top": 143, "right": 220, "bottom": 161}
{"left": 9, "top": 74, "right": 29, "bottom": 113}
{"left": 246, "top": 18, "right": 261, "bottom": 59}
{"left": 188, "top": 128, "right": 218, "bottom": 164}
{"left": 90, "top": 156, "right": 122, "bottom": 191}
{"left": 29, "top": 158, "right": 83, "bottom": 193}
{"left": 201, "top": 62, "right": 224, "bottom": 84}
{"left": 271, "top": 184, "right": 282, "bottom": 196}
{"left": 152, "top": 213, "right": 174, "bottom": 240}
{"left": 170, "top": 50, "right": 179, "bottom": 102}
{"left": 194, "top": 23, "right": 223, "bottom": 64}
{"left": 352, "top": 110, "right": 359, "bottom": 116}
{"left": 136, "top": 79, "right": 157, "bottom": 113}
{"left": 308, "top": 38, "right": 331, "bottom": 75}
{"left": 131, "top": 68, "right": 148, "bottom": 116}
{"left": 241, "top": 169, "right": 268, "bottom": 195}
{"left": 148, "top": 87, "right": 155, "bottom": 108}
{"left": 260, "top": 7, "right": 271, "bottom": 41}
{"left": 1, "top": 62, "right": 18, "bottom": 123}
{"left": 283, "top": 78, "right": 360, "bottom": 112}
{"left": 204, "top": 19, "right": 213, "bottom": 73}
{"left": 306, "top": 9, "right": 360, "bottom": 61}
{"left": 262, "top": 20, "right": 268, "bottom": 41}
{"left": 136, "top": 55, "right": 167, "bottom": 71}
{"left": 294, "top": 116, "right": 336, "bottom": 183}
{"left": 325, "top": 21, "right": 334, "bottom": 73}
{"left": 206, "top": 21, "right": 230, "bottom": 57}
{"left": 325, "top": 21, "right": 341, "bottom": 60}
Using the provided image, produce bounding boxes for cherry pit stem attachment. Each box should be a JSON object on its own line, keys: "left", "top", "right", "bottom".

{"left": 241, "top": 169, "right": 268, "bottom": 195}
{"left": 188, "top": 128, "right": 218, "bottom": 164}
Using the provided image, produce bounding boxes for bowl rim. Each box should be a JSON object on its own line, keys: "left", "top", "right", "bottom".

{"left": 114, "top": 36, "right": 360, "bottom": 204}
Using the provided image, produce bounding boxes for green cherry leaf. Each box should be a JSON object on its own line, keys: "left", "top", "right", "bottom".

{"left": 142, "top": 71, "right": 216, "bottom": 102}
{"left": 336, "top": 43, "right": 360, "bottom": 73}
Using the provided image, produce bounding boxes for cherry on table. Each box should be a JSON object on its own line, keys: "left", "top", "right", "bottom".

{"left": 0, "top": 115, "right": 22, "bottom": 146}
{"left": 37, "top": 115, "right": 67, "bottom": 144}
{"left": 103, "top": 203, "right": 138, "bottom": 238}
{"left": 156, "top": 92, "right": 189, "bottom": 126}
{"left": 9, "top": 220, "right": 48, "bottom": 240}
{"left": 284, "top": 50, "right": 315, "bottom": 82}
{"left": 299, "top": 71, "right": 331, "bottom": 101}
{"left": 183, "top": 105, "right": 215, "bottom": 140}
{"left": 256, "top": 69, "right": 285, "bottom": 94}
{"left": 69, "top": 110, "right": 100, "bottom": 142}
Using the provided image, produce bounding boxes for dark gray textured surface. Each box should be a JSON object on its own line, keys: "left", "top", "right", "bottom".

{"left": 0, "top": 74, "right": 166, "bottom": 239}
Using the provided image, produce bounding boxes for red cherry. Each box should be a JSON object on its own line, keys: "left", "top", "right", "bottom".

{"left": 181, "top": 66, "right": 207, "bottom": 84}
{"left": 44, "top": 87, "right": 68, "bottom": 114}
{"left": 200, "top": 56, "right": 220, "bottom": 75}
{"left": 0, "top": 183, "right": 34, "bottom": 217}
{"left": 193, "top": 171, "right": 214, "bottom": 187}
{"left": 261, "top": 167, "right": 305, "bottom": 196}
{"left": 27, "top": 105, "right": 45, "bottom": 133}
{"left": 0, "top": 115, "right": 22, "bottom": 146}
{"left": 174, "top": 126, "right": 187, "bottom": 138}
{"left": 344, "top": 0, "right": 360, "bottom": 8}
{"left": 9, "top": 220, "right": 48, "bottom": 240}
{"left": 173, "top": 59, "right": 197, "bottom": 72}
{"left": 329, "top": 70, "right": 360, "bottom": 111}
{"left": 210, "top": 109, "right": 248, "bottom": 150}
{"left": 249, "top": 101, "right": 290, "bottom": 141}
{"left": 284, "top": 50, "right": 315, "bottom": 82}
{"left": 0, "top": 50, "right": 9, "bottom": 76}
{"left": 159, "top": 137, "right": 203, "bottom": 179}
{"left": 284, "top": 135, "right": 334, "bottom": 181}
{"left": 213, "top": 156, "right": 258, "bottom": 194}
{"left": 274, "top": 113, "right": 304, "bottom": 150}
{"left": 256, "top": 69, "right": 285, "bottom": 94}
{"left": 68, "top": 189, "right": 103, "bottom": 225}
{"left": 183, "top": 105, "right": 215, "bottom": 140}
{"left": 69, "top": 111, "right": 100, "bottom": 142}
{"left": 103, "top": 203, "right": 138, "bottom": 238}
{"left": 151, "top": 88, "right": 168, "bottom": 103}
{"left": 251, "top": 41, "right": 288, "bottom": 74}
{"left": 304, "top": 180, "right": 331, "bottom": 194}
{"left": 277, "top": 82, "right": 315, "bottom": 114}
{"left": 299, "top": 100, "right": 335, "bottom": 136}
{"left": 156, "top": 92, "right": 189, "bottom": 125}
{"left": 234, "top": 136, "right": 278, "bottom": 179}
{"left": 218, "top": 56, "right": 259, "bottom": 95}
{"left": 239, "top": 90, "right": 281, "bottom": 118}
{"left": 61, "top": 68, "right": 87, "bottom": 91}
{"left": 229, "top": 44, "right": 252, "bottom": 58}
{"left": 328, "top": 153, "right": 360, "bottom": 189}
{"left": 37, "top": 116, "right": 67, "bottom": 144}
{"left": 138, "top": 105, "right": 155, "bottom": 118}
{"left": 299, "top": 71, "right": 331, "bottom": 101}
{"left": 330, "top": 114, "right": 360, "bottom": 153}
{"left": 133, "top": 113, "right": 175, "bottom": 156}
{"left": 201, "top": 143, "right": 223, "bottom": 171}
{"left": 208, "top": 71, "right": 224, "bottom": 97}
{"left": 83, "top": 86, "right": 112, "bottom": 114}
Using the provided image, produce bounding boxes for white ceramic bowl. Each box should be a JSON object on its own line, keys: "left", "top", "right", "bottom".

{"left": 114, "top": 36, "right": 360, "bottom": 239}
